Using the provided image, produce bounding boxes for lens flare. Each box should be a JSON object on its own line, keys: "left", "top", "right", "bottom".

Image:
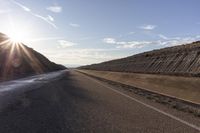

{"left": 7, "top": 31, "right": 28, "bottom": 44}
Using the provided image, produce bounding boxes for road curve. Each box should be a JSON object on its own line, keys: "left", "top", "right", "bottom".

{"left": 0, "top": 70, "right": 199, "bottom": 133}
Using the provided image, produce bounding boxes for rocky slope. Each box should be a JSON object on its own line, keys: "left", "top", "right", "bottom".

{"left": 80, "top": 41, "right": 200, "bottom": 77}
{"left": 0, "top": 33, "right": 66, "bottom": 81}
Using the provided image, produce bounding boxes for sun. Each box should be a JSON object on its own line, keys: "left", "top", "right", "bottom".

{"left": 4, "top": 20, "right": 33, "bottom": 44}
{"left": 8, "top": 31, "right": 28, "bottom": 44}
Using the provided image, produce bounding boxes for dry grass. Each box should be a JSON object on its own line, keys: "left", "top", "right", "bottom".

{"left": 78, "top": 69, "right": 200, "bottom": 104}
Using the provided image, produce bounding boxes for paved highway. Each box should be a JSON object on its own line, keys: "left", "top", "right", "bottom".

{"left": 0, "top": 70, "right": 199, "bottom": 133}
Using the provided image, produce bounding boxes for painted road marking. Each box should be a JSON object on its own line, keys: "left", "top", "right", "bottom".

{"left": 82, "top": 73, "right": 200, "bottom": 132}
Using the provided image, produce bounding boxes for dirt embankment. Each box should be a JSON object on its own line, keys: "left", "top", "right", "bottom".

{"left": 80, "top": 41, "right": 200, "bottom": 77}
{"left": 78, "top": 69, "right": 200, "bottom": 104}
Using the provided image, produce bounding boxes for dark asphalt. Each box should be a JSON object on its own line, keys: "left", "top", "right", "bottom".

{"left": 0, "top": 70, "right": 199, "bottom": 133}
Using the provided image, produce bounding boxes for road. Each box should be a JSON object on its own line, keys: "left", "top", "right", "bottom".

{"left": 0, "top": 70, "right": 199, "bottom": 133}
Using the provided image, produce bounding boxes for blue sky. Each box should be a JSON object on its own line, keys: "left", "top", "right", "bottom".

{"left": 0, "top": 0, "right": 200, "bottom": 67}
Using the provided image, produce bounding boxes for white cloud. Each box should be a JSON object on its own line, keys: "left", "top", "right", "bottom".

{"left": 167, "top": 37, "right": 199, "bottom": 46}
{"left": 47, "top": 15, "right": 54, "bottom": 22}
{"left": 139, "top": 25, "right": 157, "bottom": 30}
{"left": 103, "top": 37, "right": 151, "bottom": 49}
{"left": 69, "top": 23, "right": 80, "bottom": 28}
{"left": 158, "top": 34, "right": 168, "bottom": 40}
{"left": 154, "top": 36, "right": 200, "bottom": 47}
{"left": 116, "top": 41, "right": 151, "bottom": 49}
{"left": 103, "top": 38, "right": 116, "bottom": 44}
{"left": 46, "top": 5, "right": 62, "bottom": 13}
{"left": 58, "top": 40, "right": 76, "bottom": 48}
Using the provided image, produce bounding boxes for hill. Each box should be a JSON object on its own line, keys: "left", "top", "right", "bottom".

{"left": 80, "top": 41, "right": 200, "bottom": 77}
{"left": 0, "top": 32, "right": 66, "bottom": 81}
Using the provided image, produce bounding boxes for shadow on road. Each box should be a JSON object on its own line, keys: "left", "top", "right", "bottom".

{"left": 0, "top": 72, "right": 96, "bottom": 133}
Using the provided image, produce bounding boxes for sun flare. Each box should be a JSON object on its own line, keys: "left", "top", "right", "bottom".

{"left": 8, "top": 31, "right": 28, "bottom": 44}
{"left": 4, "top": 20, "right": 33, "bottom": 45}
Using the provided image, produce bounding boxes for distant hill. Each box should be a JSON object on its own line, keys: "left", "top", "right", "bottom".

{"left": 80, "top": 41, "right": 200, "bottom": 77}
{"left": 0, "top": 32, "right": 66, "bottom": 81}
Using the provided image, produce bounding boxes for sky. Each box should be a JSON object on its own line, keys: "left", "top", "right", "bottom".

{"left": 0, "top": 0, "right": 200, "bottom": 67}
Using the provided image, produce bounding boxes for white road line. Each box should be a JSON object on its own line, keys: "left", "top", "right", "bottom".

{"left": 82, "top": 73, "right": 200, "bottom": 132}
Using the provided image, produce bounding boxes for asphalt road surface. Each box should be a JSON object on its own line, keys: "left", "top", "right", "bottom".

{"left": 0, "top": 70, "right": 199, "bottom": 133}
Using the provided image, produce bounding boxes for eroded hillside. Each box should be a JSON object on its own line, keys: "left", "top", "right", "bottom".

{"left": 80, "top": 41, "right": 200, "bottom": 77}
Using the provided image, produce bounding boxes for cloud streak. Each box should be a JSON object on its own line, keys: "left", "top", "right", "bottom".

{"left": 11, "top": 0, "right": 31, "bottom": 12}
{"left": 103, "top": 37, "right": 149, "bottom": 48}
{"left": 158, "top": 34, "right": 168, "bottom": 40}
{"left": 46, "top": 5, "right": 62, "bottom": 13}
{"left": 103, "top": 38, "right": 116, "bottom": 44}
{"left": 11, "top": 0, "right": 57, "bottom": 29}
{"left": 32, "top": 13, "right": 57, "bottom": 28}
{"left": 58, "top": 40, "right": 77, "bottom": 48}
{"left": 69, "top": 23, "right": 80, "bottom": 28}
{"left": 116, "top": 41, "right": 152, "bottom": 48}
{"left": 47, "top": 15, "right": 54, "bottom": 21}
{"left": 139, "top": 25, "right": 157, "bottom": 30}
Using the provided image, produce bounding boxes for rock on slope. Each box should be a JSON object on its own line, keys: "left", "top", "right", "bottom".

{"left": 0, "top": 32, "right": 66, "bottom": 81}
{"left": 80, "top": 41, "right": 200, "bottom": 77}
